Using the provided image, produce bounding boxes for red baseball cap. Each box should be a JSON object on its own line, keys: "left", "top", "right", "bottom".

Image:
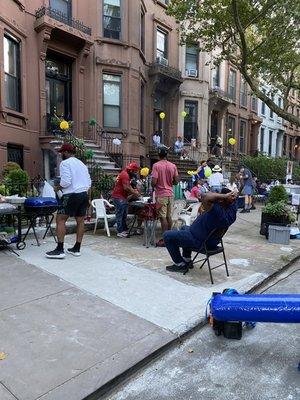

{"left": 58, "top": 143, "right": 75, "bottom": 153}
{"left": 126, "top": 162, "right": 139, "bottom": 171}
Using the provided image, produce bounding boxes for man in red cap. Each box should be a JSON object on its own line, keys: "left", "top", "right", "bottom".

{"left": 111, "top": 161, "right": 140, "bottom": 237}
{"left": 46, "top": 143, "right": 91, "bottom": 259}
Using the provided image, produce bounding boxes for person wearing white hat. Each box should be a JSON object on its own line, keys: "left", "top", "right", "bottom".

{"left": 208, "top": 165, "right": 224, "bottom": 193}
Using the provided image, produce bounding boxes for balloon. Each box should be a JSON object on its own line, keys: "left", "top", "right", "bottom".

{"left": 229, "top": 137, "right": 236, "bottom": 145}
{"left": 60, "top": 120, "right": 69, "bottom": 130}
{"left": 140, "top": 167, "right": 150, "bottom": 177}
{"left": 159, "top": 112, "right": 166, "bottom": 119}
{"left": 181, "top": 111, "right": 187, "bottom": 118}
{"left": 204, "top": 167, "right": 212, "bottom": 178}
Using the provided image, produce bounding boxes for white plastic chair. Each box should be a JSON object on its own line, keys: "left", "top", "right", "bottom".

{"left": 91, "top": 199, "right": 115, "bottom": 236}
{"left": 171, "top": 200, "right": 187, "bottom": 229}
{"left": 178, "top": 202, "right": 200, "bottom": 226}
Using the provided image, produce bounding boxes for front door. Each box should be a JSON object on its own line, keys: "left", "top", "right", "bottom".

{"left": 45, "top": 53, "right": 72, "bottom": 133}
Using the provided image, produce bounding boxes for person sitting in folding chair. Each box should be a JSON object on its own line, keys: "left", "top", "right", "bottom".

{"left": 163, "top": 188, "right": 237, "bottom": 273}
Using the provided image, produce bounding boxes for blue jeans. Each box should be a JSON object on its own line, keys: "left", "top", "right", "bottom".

{"left": 163, "top": 226, "right": 202, "bottom": 264}
{"left": 112, "top": 198, "right": 128, "bottom": 233}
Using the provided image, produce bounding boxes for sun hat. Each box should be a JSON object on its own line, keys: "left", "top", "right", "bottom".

{"left": 212, "top": 165, "right": 222, "bottom": 172}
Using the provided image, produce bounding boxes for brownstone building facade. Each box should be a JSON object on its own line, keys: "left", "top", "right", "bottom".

{"left": 0, "top": 0, "right": 183, "bottom": 178}
{"left": 208, "top": 60, "right": 262, "bottom": 158}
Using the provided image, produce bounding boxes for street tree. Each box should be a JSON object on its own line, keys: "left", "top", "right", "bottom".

{"left": 168, "top": 0, "right": 300, "bottom": 126}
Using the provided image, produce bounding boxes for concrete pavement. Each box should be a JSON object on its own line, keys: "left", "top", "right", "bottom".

{"left": 0, "top": 205, "right": 300, "bottom": 399}
{"left": 107, "top": 262, "right": 300, "bottom": 400}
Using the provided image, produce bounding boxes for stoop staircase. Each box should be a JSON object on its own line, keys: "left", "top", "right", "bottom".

{"left": 84, "top": 140, "right": 120, "bottom": 175}
{"left": 50, "top": 138, "right": 120, "bottom": 175}
{"left": 149, "top": 150, "right": 199, "bottom": 180}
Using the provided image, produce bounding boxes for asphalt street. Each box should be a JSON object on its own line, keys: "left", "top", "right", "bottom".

{"left": 106, "top": 262, "right": 300, "bottom": 400}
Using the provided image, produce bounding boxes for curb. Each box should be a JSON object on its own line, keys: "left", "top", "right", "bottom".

{"left": 83, "top": 252, "right": 300, "bottom": 400}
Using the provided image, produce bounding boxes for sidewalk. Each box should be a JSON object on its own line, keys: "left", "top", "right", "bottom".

{"left": 0, "top": 206, "right": 299, "bottom": 400}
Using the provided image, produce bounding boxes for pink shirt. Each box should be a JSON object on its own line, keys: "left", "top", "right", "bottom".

{"left": 152, "top": 160, "right": 178, "bottom": 197}
{"left": 190, "top": 186, "right": 200, "bottom": 199}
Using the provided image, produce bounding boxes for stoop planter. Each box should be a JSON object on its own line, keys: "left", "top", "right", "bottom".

{"left": 268, "top": 225, "right": 290, "bottom": 245}
{"left": 260, "top": 212, "right": 290, "bottom": 238}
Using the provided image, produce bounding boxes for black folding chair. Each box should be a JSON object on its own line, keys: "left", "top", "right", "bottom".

{"left": 188, "top": 227, "right": 229, "bottom": 284}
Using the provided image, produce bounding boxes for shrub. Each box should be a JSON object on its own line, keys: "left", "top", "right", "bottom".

{"left": 4, "top": 169, "right": 29, "bottom": 195}
{"left": 262, "top": 200, "right": 295, "bottom": 223}
{"left": 241, "top": 154, "right": 300, "bottom": 183}
{"left": 268, "top": 185, "right": 288, "bottom": 204}
{"left": 2, "top": 162, "right": 21, "bottom": 177}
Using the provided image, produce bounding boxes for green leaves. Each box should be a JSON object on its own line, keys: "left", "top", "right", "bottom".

{"left": 168, "top": 0, "right": 300, "bottom": 126}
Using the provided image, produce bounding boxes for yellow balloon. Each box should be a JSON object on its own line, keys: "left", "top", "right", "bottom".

{"left": 159, "top": 112, "right": 166, "bottom": 120}
{"left": 204, "top": 167, "right": 212, "bottom": 178}
{"left": 229, "top": 137, "right": 236, "bottom": 145}
{"left": 187, "top": 170, "right": 198, "bottom": 176}
{"left": 140, "top": 167, "right": 150, "bottom": 177}
{"left": 60, "top": 120, "right": 69, "bottom": 130}
{"left": 181, "top": 111, "right": 187, "bottom": 118}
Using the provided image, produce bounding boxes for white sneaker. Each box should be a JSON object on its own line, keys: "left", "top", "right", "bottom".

{"left": 117, "top": 231, "right": 128, "bottom": 238}
{"left": 66, "top": 248, "right": 81, "bottom": 257}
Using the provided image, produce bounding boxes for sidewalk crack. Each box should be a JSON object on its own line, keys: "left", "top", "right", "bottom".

{"left": 0, "top": 288, "right": 72, "bottom": 314}
{"left": 0, "top": 381, "right": 19, "bottom": 400}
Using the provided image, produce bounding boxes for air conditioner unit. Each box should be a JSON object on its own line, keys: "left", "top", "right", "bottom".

{"left": 157, "top": 56, "right": 169, "bottom": 66}
{"left": 188, "top": 69, "right": 198, "bottom": 77}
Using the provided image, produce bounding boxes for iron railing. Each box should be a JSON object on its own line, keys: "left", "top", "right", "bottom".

{"left": 82, "top": 121, "right": 124, "bottom": 169}
{"left": 182, "top": 138, "right": 207, "bottom": 164}
{"left": 35, "top": 6, "right": 92, "bottom": 35}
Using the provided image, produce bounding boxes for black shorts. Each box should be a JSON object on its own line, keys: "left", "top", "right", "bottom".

{"left": 58, "top": 192, "right": 89, "bottom": 217}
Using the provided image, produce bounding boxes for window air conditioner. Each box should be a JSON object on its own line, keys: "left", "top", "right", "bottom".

{"left": 188, "top": 69, "right": 198, "bottom": 77}
{"left": 157, "top": 56, "right": 169, "bottom": 66}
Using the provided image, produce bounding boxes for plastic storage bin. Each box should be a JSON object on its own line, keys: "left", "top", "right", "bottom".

{"left": 268, "top": 225, "right": 290, "bottom": 245}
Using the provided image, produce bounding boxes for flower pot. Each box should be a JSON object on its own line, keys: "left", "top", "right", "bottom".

{"left": 260, "top": 212, "right": 290, "bottom": 238}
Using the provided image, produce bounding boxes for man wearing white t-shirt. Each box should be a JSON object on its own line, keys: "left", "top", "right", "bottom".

{"left": 46, "top": 143, "right": 91, "bottom": 259}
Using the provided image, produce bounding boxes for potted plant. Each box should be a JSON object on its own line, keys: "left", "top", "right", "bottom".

{"left": 260, "top": 185, "right": 295, "bottom": 237}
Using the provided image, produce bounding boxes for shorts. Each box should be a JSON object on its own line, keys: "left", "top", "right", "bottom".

{"left": 242, "top": 185, "right": 253, "bottom": 196}
{"left": 58, "top": 192, "right": 89, "bottom": 217}
{"left": 156, "top": 196, "right": 174, "bottom": 219}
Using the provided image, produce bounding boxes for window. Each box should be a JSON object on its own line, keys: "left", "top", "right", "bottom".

{"left": 227, "top": 116, "right": 236, "bottom": 149}
{"left": 240, "top": 79, "right": 247, "bottom": 107}
{"left": 251, "top": 95, "right": 257, "bottom": 111}
{"left": 7, "top": 144, "right": 24, "bottom": 169}
{"left": 212, "top": 65, "right": 220, "bottom": 87}
{"left": 103, "top": 74, "right": 121, "bottom": 128}
{"left": 269, "top": 94, "right": 274, "bottom": 119}
{"left": 156, "top": 29, "right": 168, "bottom": 61}
{"left": 103, "top": 0, "right": 121, "bottom": 40}
{"left": 140, "top": 7, "right": 145, "bottom": 53}
{"left": 228, "top": 69, "right": 236, "bottom": 101}
{"left": 260, "top": 127, "right": 264, "bottom": 152}
{"left": 50, "top": 0, "right": 71, "bottom": 18}
{"left": 140, "top": 81, "right": 145, "bottom": 134}
{"left": 268, "top": 130, "right": 273, "bottom": 155}
{"left": 239, "top": 120, "right": 246, "bottom": 153}
{"left": 185, "top": 45, "right": 198, "bottom": 77}
{"left": 4, "top": 34, "right": 21, "bottom": 112}
{"left": 184, "top": 101, "right": 198, "bottom": 142}
{"left": 278, "top": 97, "right": 282, "bottom": 109}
